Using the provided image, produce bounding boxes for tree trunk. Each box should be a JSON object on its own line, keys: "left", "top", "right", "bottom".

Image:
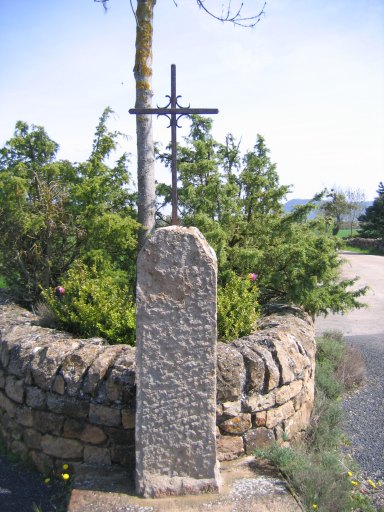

{"left": 134, "top": 0, "right": 156, "bottom": 250}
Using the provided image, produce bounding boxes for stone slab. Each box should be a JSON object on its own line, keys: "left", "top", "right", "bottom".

{"left": 135, "top": 226, "right": 219, "bottom": 497}
{"left": 67, "top": 457, "right": 302, "bottom": 512}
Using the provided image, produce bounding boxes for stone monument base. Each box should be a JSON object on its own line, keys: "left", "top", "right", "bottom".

{"left": 137, "top": 471, "right": 221, "bottom": 498}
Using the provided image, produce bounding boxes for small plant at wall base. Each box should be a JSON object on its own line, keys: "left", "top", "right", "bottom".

{"left": 254, "top": 331, "right": 375, "bottom": 512}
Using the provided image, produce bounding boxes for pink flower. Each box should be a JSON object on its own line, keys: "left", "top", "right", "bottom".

{"left": 55, "top": 286, "right": 65, "bottom": 296}
{"left": 248, "top": 273, "right": 258, "bottom": 281}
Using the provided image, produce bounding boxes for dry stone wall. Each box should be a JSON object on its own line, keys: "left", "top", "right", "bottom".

{"left": 346, "top": 237, "right": 384, "bottom": 250}
{"left": 0, "top": 296, "right": 315, "bottom": 473}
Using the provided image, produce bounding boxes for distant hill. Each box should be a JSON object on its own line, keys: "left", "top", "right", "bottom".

{"left": 283, "top": 199, "right": 312, "bottom": 212}
{"left": 283, "top": 198, "right": 373, "bottom": 220}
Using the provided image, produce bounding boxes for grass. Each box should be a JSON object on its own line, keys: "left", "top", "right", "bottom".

{"left": 255, "top": 331, "right": 379, "bottom": 512}
{"left": 337, "top": 228, "right": 359, "bottom": 238}
{"left": 0, "top": 275, "right": 6, "bottom": 288}
{"left": 342, "top": 244, "right": 384, "bottom": 256}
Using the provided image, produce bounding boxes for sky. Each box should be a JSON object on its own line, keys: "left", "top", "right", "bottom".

{"left": 0, "top": 0, "right": 383, "bottom": 201}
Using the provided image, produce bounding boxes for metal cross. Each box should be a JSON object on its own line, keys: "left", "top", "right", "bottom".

{"left": 129, "top": 64, "right": 219, "bottom": 225}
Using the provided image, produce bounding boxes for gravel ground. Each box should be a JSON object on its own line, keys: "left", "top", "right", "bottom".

{"left": 0, "top": 453, "right": 66, "bottom": 512}
{"left": 342, "top": 333, "right": 384, "bottom": 483}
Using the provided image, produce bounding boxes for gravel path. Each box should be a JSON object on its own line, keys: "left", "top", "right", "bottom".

{"left": 341, "top": 333, "right": 384, "bottom": 481}
{"left": 316, "top": 252, "right": 384, "bottom": 508}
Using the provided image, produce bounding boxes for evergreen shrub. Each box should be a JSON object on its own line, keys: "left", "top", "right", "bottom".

{"left": 43, "top": 258, "right": 136, "bottom": 345}
{"left": 217, "top": 271, "right": 259, "bottom": 341}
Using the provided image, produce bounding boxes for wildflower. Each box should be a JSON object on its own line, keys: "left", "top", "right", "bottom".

{"left": 351, "top": 480, "right": 359, "bottom": 487}
{"left": 312, "top": 504, "right": 318, "bottom": 510}
{"left": 347, "top": 471, "right": 353, "bottom": 477}
{"left": 368, "top": 479, "right": 376, "bottom": 489}
{"left": 44, "top": 477, "right": 51, "bottom": 484}
{"left": 55, "top": 286, "right": 65, "bottom": 296}
{"left": 248, "top": 273, "right": 258, "bottom": 281}
{"left": 62, "top": 463, "right": 69, "bottom": 470}
{"left": 61, "top": 473, "right": 70, "bottom": 481}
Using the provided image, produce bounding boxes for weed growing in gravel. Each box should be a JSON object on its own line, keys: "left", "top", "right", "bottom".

{"left": 255, "top": 331, "right": 375, "bottom": 512}
{"left": 33, "top": 463, "right": 73, "bottom": 512}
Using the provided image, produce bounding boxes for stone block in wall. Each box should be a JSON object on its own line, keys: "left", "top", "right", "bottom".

{"left": 81, "top": 424, "right": 107, "bottom": 445}
{"left": 241, "top": 347, "right": 265, "bottom": 394}
{"left": 7, "top": 335, "right": 48, "bottom": 379}
{"left": 266, "top": 401, "right": 295, "bottom": 429}
{"left": 89, "top": 404, "right": 121, "bottom": 427}
{"left": 254, "top": 411, "right": 267, "bottom": 427}
{"left": 110, "top": 443, "right": 135, "bottom": 466}
{"left": 41, "top": 434, "right": 83, "bottom": 459}
{"left": 32, "top": 410, "right": 64, "bottom": 435}
{"left": 232, "top": 338, "right": 280, "bottom": 392}
{"left": 216, "top": 435, "right": 244, "bottom": 461}
{"left": 284, "top": 401, "right": 313, "bottom": 439}
{"left": 16, "top": 406, "right": 34, "bottom": 427}
{"left": 0, "top": 325, "right": 31, "bottom": 368}
{"left": 121, "top": 409, "right": 135, "bottom": 429}
{"left": 46, "top": 393, "right": 89, "bottom": 419}
{"left": 23, "top": 428, "right": 42, "bottom": 450}
{"left": 218, "top": 414, "right": 252, "bottom": 434}
{"left": 220, "top": 400, "right": 242, "bottom": 418}
{"left": 106, "top": 348, "right": 135, "bottom": 403}
{"left": 5, "top": 375, "right": 24, "bottom": 403}
{"left": 82, "top": 345, "right": 126, "bottom": 396}
{"left": 60, "top": 340, "right": 105, "bottom": 397}
{"left": 0, "top": 389, "right": 17, "bottom": 417}
{"left": 243, "top": 428, "right": 275, "bottom": 454}
{"left": 30, "top": 339, "right": 81, "bottom": 391}
{"left": 26, "top": 386, "right": 46, "bottom": 409}
{"left": 10, "top": 439, "right": 28, "bottom": 459}
{"left": 104, "top": 426, "right": 135, "bottom": 445}
{"left": 62, "top": 417, "right": 107, "bottom": 445}
{"left": 2, "top": 414, "right": 24, "bottom": 441}
{"left": 217, "top": 343, "right": 245, "bottom": 402}
{"left": 84, "top": 445, "right": 111, "bottom": 465}
{"left": 243, "top": 391, "right": 275, "bottom": 413}
{"left": 52, "top": 375, "right": 65, "bottom": 395}
{"left": 30, "top": 450, "right": 54, "bottom": 473}
{"left": 275, "top": 380, "right": 303, "bottom": 405}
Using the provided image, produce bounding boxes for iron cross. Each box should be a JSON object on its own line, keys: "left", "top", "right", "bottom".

{"left": 129, "top": 64, "right": 219, "bottom": 225}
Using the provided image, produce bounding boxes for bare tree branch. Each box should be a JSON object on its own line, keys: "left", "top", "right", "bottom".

{"left": 196, "top": 0, "right": 266, "bottom": 27}
{"left": 95, "top": 1, "right": 266, "bottom": 27}
{"left": 94, "top": 0, "right": 109, "bottom": 12}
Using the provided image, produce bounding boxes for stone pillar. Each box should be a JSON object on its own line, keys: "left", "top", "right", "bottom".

{"left": 135, "top": 226, "right": 220, "bottom": 498}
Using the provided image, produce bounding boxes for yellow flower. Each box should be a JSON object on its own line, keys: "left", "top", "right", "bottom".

{"left": 44, "top": 477, "right": 51, "bottom": 484}
{"left": 351, "top": 480, "right": 359, "bottom": 487}
{"left": 313, "top": 504, "right": 318, "bottom": 510}
{"left": 61, "top": 473, "right": 70, "bottom": 481}
{"left": 347, "top": 471, "right": 353, "bottom": 477}
{"left": 368, "top": 479, "right": 376, "bottom": 489}
{"left": 62, "top": 463, "right": 69, "bottom": 470}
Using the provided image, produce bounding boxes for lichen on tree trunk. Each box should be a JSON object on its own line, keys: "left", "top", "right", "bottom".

{"left": 134, "top": 0, "right": 156, "bottom": 249}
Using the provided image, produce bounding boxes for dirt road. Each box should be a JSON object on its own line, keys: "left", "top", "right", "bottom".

{"left": 316, "top": 252, "right": 384, "bottom": 336}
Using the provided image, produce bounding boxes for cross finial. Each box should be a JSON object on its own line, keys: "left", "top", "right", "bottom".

{"left": 129, "top": 65, "right": 219, "bottom": 225}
